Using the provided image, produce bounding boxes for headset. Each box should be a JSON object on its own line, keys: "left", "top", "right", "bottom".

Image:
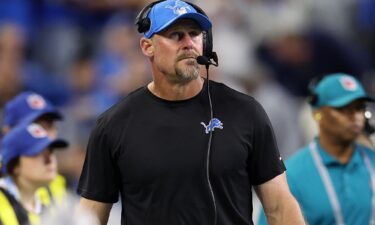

{"left": 364, "top": 109, "right": 375, "bottom": 136}
{"left": 135, "top": 0, "right": 218, "bottom": 66}
{"left": 307, "top": 75, "right": 325, "bottom": 107}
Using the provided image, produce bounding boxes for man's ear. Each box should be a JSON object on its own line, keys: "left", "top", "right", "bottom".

{"left": 140, "top": 37, "right": 154, "bottom": 57}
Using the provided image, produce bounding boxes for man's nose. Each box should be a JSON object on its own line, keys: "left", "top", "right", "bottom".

{"left": 181, "top": 33, "right": 195, "bottom": 48}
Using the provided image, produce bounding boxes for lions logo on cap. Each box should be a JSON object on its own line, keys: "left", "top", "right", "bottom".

{"left": 340, "top": 76, "right": 357, "bottom": 91}
{"left": 27, "top": 94, "right": 46, "bottom": 110}
{"left": 27, "top": 124, "right": 48, "bottom": 138}
{"left": 165, "top": 0, "right": 192, "bottom": 16}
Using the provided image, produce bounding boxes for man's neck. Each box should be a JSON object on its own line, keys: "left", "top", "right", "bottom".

{"left": 318, "top": 135, "right": 355, "bottom": 164}
{"left": 148, "top": 76, "right": 204, "bottom": 101}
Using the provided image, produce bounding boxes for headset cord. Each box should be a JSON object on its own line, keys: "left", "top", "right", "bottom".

{"left": 204, "top": 64, "right": 217, "bottom": 225}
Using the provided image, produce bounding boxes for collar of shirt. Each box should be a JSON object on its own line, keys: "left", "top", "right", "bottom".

{"left": 0, "top": 176, "right": 43, "bottom": 214}
{"left": 314, "top": 138, "right": 362, "bottom": 169}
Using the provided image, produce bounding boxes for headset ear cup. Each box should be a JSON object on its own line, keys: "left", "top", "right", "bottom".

{"left": 307, "top": 75, "right": 326, "bottom": 107}
{"left": 308, "top": 93, "right": 318, "bottom": 106}
{"left": 135, "top": 0, "right": 163, "bottom": 34}
{"left": 138, "top": 18, "right": 151, "bottom": 33}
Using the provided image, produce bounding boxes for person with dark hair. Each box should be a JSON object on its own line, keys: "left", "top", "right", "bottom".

{"left": 77, "top": 1, "right": 305, "bottom": 225}
{"left": 0, "top": 123, "right": 68, "bottom": 225}
{"left": 258, "top": 73, "right": 375, "bottom": 225}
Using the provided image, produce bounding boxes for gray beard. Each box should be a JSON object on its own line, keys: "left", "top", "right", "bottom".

{"left": 176, "top": 65, "right": 199, "bottom": 83}
{"left": 167, "top": 60, "right": 200, "bottom": 84}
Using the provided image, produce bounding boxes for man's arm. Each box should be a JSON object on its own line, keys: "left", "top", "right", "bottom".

{"left": 254, "top": 172, "right": 305, "bottom": 225}
{"left": 79, "top": 197, "right": 113, "bottom": 225}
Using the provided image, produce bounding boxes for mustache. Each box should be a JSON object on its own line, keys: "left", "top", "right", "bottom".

{"left": 177, "top": 52, "right": 199, "bottom": 61}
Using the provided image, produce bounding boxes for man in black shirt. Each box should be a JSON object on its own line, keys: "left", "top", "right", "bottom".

{"left": 77, "top": 0, "right": 305, "bottom": 224}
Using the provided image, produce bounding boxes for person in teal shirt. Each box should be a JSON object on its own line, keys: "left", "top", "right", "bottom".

{"left": 258, "top": 73, "right": 375, "bottom": 225}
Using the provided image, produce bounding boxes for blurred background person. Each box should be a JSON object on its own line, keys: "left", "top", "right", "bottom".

{"left": 254, "top": 12, "right": 370, "bottom": 99}
{"left": 2, "top": 92, "right": 68, "bottom": 207}
{"left": 94, "top": 12, "right": 151, "bottom": 110}
{"left": 0, "top": 123, "right": 68, "bottom": 225}
{"left": 258, "top": 73, "right": 375, "bottom": 225}
{"left": 2, "top": 92, "right": 63, "bottom": 137}
{"left": 0, "top": 22, "right": 69, "bottom": 113}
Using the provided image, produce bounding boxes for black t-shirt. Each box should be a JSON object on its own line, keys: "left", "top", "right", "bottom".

{"left": 78, "top": 80, "right": 285, "bottom": 225}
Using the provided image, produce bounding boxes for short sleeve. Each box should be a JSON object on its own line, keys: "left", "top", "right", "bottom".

{"left": 249, "top": 100, "right": 285, "bottom": 185}
{"left": 77, "top": 118, "right": 120, "bottom": 203}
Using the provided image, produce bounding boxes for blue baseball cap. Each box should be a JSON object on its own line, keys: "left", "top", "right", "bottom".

{"left": 144, "top": 0, "right": 212, "bottom": 38}
{"left": 1, "top": 123, "right": 68, "bottom": 173}
{"left": 312, "top": 73, "right": 374, "bottom": 108}
{"left": 3, "top": 92, "right": 63, "bottom": 128}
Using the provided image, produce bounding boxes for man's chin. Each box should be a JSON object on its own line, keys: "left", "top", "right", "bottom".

{"left": 174, "top": 70, "right": 199, "bottom": 83}
{"left": 179, "top": 58, "right": 198, "bottom": 66}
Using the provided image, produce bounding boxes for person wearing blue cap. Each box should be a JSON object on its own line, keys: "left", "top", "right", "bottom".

{"left": 77, "top": 1, "right": 305, "bottom": 225}
{"left": 0, "top": 123, "right": 68, "bottom": 225}
{"left": 1, "top": 91, "right": 68, "bottom": 214}
{"left": 2, "top": 91, "right": 63, "bottom": 138}
{"left": 258, "top": 73, "right": 375, "bottom": 225}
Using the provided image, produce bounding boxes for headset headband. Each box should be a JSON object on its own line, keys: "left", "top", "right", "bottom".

{"left": 135, "top": 0, "right": 218, "bottom": 64}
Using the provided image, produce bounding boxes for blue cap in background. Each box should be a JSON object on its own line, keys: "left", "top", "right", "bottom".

{"left": 312, "top": 73, "right": 374, "bottom": 108}
{"left": 3, "top": 91, "right": 63, "bottom": 128}
{"left": 144, "top": 0, "right": 212, "bottom": 38}
{"left": 1, "top": 123, "right": 68, "bottom": 173}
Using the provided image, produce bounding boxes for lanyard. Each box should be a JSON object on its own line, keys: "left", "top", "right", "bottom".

{"left": 361, "top": 148, "right": 375, "bottom": 225}
{"left": 0, "top": 176, "right": 42, "bottom": 214}
{"left": 310, "top": 141, "right": 375, "bottom": 225}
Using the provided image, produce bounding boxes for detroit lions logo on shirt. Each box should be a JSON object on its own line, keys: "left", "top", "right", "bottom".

{"left": 165, "top": 0, "right": 192, "bottom": 16}
{"left": 201, "top": 118, "right": 223, "bottom": 134}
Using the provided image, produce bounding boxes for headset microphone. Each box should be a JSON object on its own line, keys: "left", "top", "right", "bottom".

{"left": 196, "top": 56, "right": 210, "bottom": 65}
{"left": 196, "top": 56, "right": 218, "bottom": 68}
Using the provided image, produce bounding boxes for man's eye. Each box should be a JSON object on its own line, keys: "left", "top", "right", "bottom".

{"left": 170, "top": 32, "right": 183, "bottom": 40}
{"left": 190, "top": 31, "right": 200, "bottom": 37}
